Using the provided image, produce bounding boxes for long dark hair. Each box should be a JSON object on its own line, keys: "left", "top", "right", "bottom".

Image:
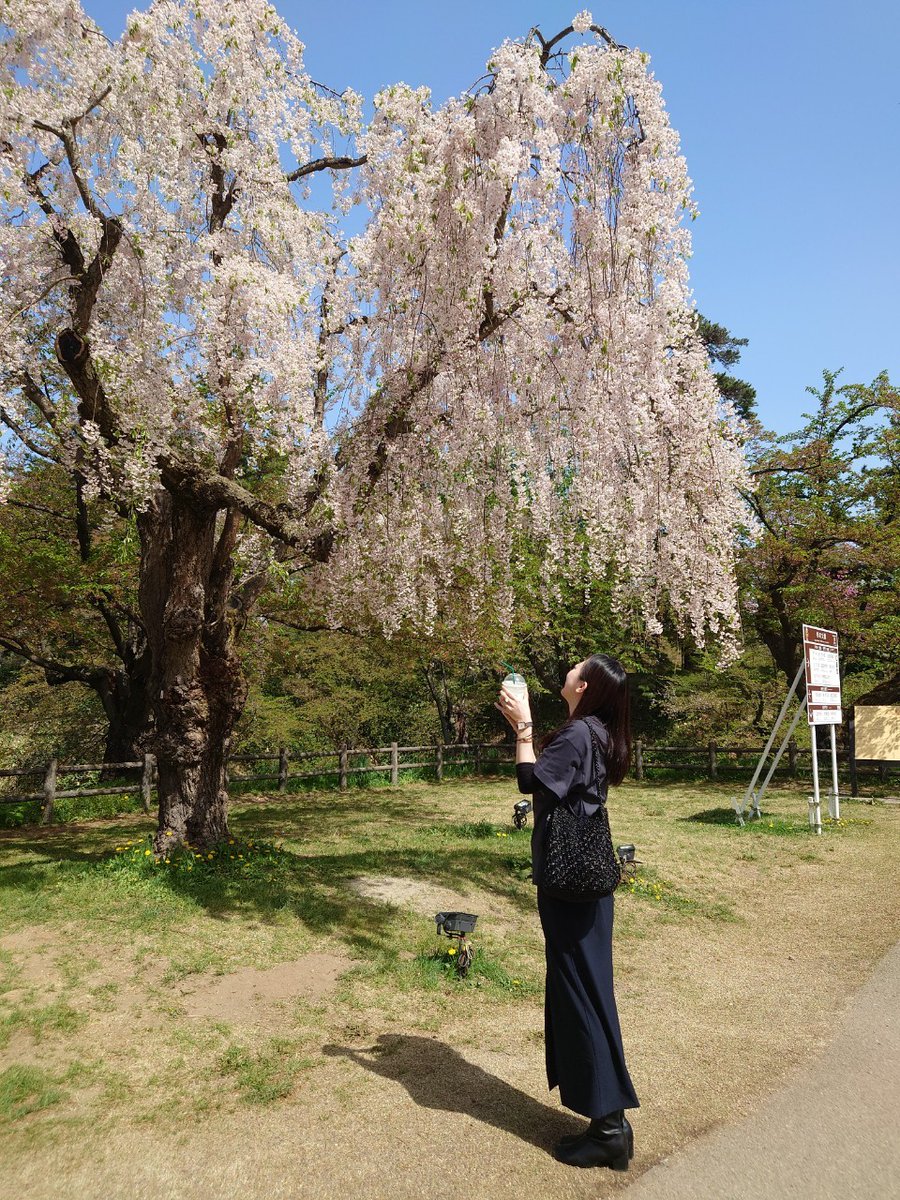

{"left": 541, "top": 654, "right": 632, "bottom": 786}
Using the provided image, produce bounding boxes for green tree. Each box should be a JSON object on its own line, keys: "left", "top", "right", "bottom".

{"left": 0, "top": 460, "right": 152, "bottom": 765}
{"left": 696, "top": 313, "right": 758, "bottom": 421}
{"left": 740, "top": 371, "right": 899, "bottom": 702}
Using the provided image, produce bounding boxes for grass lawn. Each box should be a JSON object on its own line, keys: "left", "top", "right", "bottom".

{"left": 0, "top": 776, "right": 898, "bottom": 1200}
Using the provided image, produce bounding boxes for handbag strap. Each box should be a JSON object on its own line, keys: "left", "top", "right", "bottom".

{"left": 584, "top": 718, "right": 608, "bottom": 807}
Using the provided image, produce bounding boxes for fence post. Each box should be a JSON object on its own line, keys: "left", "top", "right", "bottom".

{"left": 436, "top": 744, "right": 443, "bottom": 783}
{"left": 474, "top": 742, "right": 481, "bottom": 776}
{"left": 278, "top": 746, "right": 289, "bottom": 793}
{"left": 634, "top": 739, "right": 644, "bottom": 781}
{"left": 788, "top": 738, "right": 798, "bottom": 778}
{"left": 847, "top": 712, "right": 859, "bottom": 797}
{"left": 42, "top": 757, "right": 57, "bottom": 825}
{"left": 339, "top": 749, "right": 348, "bottom": 791}
{"left": 708, "top": 741, "right": 717, "bottom": 780}
{"left": 140, "top": 752, "right": 155, "bottom": 814}
{"left": 390, "top": 742, "right": 399, "bottom": 785}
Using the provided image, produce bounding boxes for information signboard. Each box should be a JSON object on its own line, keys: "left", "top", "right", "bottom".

{"left": 802, "top": 624, "right": 842, "bottom": 725}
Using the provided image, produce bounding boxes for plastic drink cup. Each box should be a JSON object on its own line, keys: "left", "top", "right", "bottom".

{"left": 502, "top": 672, "right": 529, "bottom": 706}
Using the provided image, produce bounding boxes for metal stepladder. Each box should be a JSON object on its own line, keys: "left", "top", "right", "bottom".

{"left": 734, "top": 661, "right": 841, "bottom": 832}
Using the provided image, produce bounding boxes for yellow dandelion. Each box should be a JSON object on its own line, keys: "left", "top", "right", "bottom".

{"left": 447, "top": 946, "right": 457, "bottom": 956}
{"left": 165, "top": 830, "right": 173, "bottom": 837}
{"left": 238, "top": 854, "right": 244, "bottom": 860}
{"left": 144, "top": 850, "right": 152, "bottom": 856}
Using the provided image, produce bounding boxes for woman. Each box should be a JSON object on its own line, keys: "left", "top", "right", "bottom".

{"left": 497, "top": 654, "right": 639, "bottom": 1170}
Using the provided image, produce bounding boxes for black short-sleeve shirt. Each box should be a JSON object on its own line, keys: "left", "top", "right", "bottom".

{"left": 517, "top": 716, "right": 610, "bottom": 883}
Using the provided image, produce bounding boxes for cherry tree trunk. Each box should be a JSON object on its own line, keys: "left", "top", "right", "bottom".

{"left": 138, "top": 492, "right": 247, "bottom": 852}
{"left": 96, "top": 654, "right": 155, "bottom": 779}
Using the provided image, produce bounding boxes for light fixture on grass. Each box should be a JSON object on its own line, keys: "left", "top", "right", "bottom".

{"left": 434, "top": 911, "right": 478, "bottom": 976}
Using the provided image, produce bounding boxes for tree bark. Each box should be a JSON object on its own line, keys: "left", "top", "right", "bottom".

{"left": 138, "top": 492, "right": 247, "bottom": 852}
{"left": 95, "top": 655, "right": 155, "bottom": 775}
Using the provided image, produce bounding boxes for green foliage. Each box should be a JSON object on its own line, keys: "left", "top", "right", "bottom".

{"left": 695, "top": 312, "right": 757, "bottom": 420}
{"left": 741, "top": 370, "right": 900, "bottom": 699}
{"left": 658, "top": 640, "right": 791, "bottom": 745}
{"left": 0, "top": 664, "right": 106, "bottom": 777}
{"left": 236, "top": 626, "right": 440, "bottom": 752}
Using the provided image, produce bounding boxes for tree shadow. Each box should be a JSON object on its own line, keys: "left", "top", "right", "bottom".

{"left": 322, "top": 1034, "right": 580, "bottom": 1151}
{"left": 0, "top": 788, "right": 539, "bottom": 962}
{"left": 678, "top": 808, "right": 742, "bottom": 825}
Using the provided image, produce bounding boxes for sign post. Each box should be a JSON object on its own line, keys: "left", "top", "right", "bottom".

{"left": 802, "top": 624, "right": 842, "bottom": 833}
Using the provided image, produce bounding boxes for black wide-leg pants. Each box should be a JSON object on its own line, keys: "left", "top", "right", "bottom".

{"left": 538, "top": 888, "right": 639, "bottom": 1119}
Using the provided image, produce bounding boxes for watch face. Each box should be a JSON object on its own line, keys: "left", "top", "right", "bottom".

{"left": 516, "top": 721, "right": 528, "bottom": 731}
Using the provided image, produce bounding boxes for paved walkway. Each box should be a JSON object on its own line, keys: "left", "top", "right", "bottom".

{"left": 623, "top": 939, "right": 900, "bottom": 1200}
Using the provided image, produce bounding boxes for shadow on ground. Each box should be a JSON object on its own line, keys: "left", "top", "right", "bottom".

{"left": 323, "top": 1034, "right": 581, "bottom": 1151}
{"left": 0, "top": 799, "right": 536, "bottom": 961}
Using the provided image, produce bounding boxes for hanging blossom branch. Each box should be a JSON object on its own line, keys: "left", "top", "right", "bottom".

{"left": 0, "top": 1, "right": 749, "bottom": 651}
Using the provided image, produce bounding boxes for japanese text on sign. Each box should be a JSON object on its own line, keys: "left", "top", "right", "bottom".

{"left": 802, "top": 624, "right": 842, "bottom": 726}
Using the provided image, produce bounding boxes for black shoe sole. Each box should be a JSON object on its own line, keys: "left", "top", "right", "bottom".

{"left": 558, "top": 1121, "right": 634, "bottom": 1157}
{"left": 553, "top": 1145, "right": 630, "bottom": 1170}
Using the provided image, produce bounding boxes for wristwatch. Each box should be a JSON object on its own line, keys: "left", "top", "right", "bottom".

{"left": 516, "top": 720, "right": 533, "bottom": 733}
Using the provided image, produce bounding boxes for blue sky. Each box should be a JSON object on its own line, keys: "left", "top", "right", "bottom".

{"left": 82, "top": 0, "right": 900, "bottom": 433}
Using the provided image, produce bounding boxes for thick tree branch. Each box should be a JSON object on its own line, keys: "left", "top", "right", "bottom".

{"left": 0, "top": 634, "right": 102, "bottom": 687}
{"left": 158, "top": 454, "right": 322, "bottom": 554}
{"left": 6, "top": 498, "right": 69, "bottom": 521}
{"left": 0, "top": 406, "right": 62, "bottom": 464}
{"left": 54, "top": 329, "right": 121, "bottom": 444}
{"left": 22, "top": 372, "right": 61, "bottom": 432}
{"left": 286, "top": 154, "right": 366, "bottom": 183}
{"left": 531, "top": 22, "right": 626, "bottom": 68}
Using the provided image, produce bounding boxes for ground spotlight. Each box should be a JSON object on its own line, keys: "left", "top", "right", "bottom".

{"left": 513, "top": 799, "right": 532, "bottom": 829}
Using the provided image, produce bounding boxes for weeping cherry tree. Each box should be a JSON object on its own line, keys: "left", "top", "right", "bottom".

{"left": 0, "top": 3, "right": 749, "bottom": 849}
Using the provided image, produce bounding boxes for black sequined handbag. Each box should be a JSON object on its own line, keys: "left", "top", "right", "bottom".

{"left": 538, "top": 723, "right": 621, "bottom": 901}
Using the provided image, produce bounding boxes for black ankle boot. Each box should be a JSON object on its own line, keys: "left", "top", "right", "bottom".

{"left": 557, "top": 1114, "right": 634, "bottom": 1157}
{"left": 553, "top": 1110, "right": 631, "bottom": 1170}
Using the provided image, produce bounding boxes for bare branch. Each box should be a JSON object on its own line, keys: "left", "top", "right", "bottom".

{"left": 71, "top": 85, "right": 112, "bottom": 129}
{"left": 0, "top": 406, "right": 63, "bottom": 464}
{"left": 0, "top": 634, "right": 100, "bottom": 686}
{"left": 530, "top": 23, "right": 626, "bottom": 69}
{"left": 287, "top": 154, "right": 366, "bottom": 183}
{"left": 6, "top": 498, "right": 69, "bottom": 521}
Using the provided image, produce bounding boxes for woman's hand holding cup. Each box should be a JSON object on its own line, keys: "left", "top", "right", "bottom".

{"left": 496, "top": 684, "right": 531, "bottom": 730}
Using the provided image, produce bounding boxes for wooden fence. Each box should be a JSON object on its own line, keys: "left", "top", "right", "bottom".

{"left": 1, "top": 738, "right": 895, "bottom": 823}
{"left": 0, "top": 755, "right": 157, "bottom": 824}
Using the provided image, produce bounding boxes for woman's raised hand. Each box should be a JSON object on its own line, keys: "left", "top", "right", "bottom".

{"left": 495, "top": 685, "right": 531, "bottom": 729}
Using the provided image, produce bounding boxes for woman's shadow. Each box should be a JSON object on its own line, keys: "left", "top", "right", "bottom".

{"left": 322, "top": 1034, "right": 582, "bottom": 1151}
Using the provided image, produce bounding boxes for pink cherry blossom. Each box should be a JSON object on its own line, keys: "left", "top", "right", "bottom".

{"left": 0, "top": 0, "right": 749, "bottom": 655}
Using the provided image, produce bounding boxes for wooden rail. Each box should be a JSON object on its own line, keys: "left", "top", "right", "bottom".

{"left": 1, "top": 738, "right": 895, "bottom": 823}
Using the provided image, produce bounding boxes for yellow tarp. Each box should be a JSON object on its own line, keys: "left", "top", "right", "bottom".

{"left": 854, "top": 706, "right": 900, "bottom": 762}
